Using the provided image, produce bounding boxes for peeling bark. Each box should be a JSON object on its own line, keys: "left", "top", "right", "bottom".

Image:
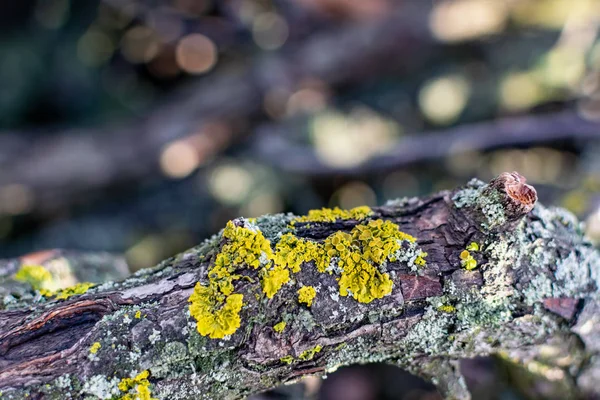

{"left": 0, "top": 172, "right": 599, "bottom": 400}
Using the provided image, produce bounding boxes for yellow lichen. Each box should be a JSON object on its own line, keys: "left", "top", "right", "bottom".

{"left": 281, "top": 219, "right": 417, "bottom": 304}
{"left": 352, "top": 219, "right": 415, "bottom": 264}
{"left": 332, "top": 220, "right": 415, "bottom": 303}
{"left": 299, "top": 344, "right": 323, "bottom": 361}
{"left": 14, "top": 265, "right": 94, "bottom": 299}
{"left": 189, "top": 283, "right": 243, "bottom": 339}
{"left": 466, "top": 242, "right": 480, "bottom": 252}
{"left": 460, "top": 249, "right": 477, "bottom": 270}
{"left": 292, "top": 206, "right": 372, "bottom": 224}
{"left": 14, "top": 265, "right": 55, "bottom": 291}
{"left": 261, "top": 264, "right": 290, "bottom": 298}
{"left": 273, "top": 321, "right": 286, "bottom": 333}
{"left": 437, "top": 305, "right": 456, "bottom": 313}
{"left": 117, "top": 370, "right": 157, "bottom": 400}
{"left": 135, "top": 310, "right": 142, "bottom": 319}
{"left": 414, "top": 251, "right": 428, "bottom": 266}
{"left": 274, "top": 233, "right": 328, "bottom": 273}
{"left": 189, "top": 220, "right": 275, "bottom": 339}
{"left": 190, "top": 215, "right": 424, "bottom": 338}
{"left": 52, "top": 282, "right": 95, "bottom": 300}
{"left": 220, "top": 220, "right": 273, "bottom": 270}
{"left": 89, "top": 342, "right": 101, "bottom": 354}
{"left": 338, "top": 259, "right": 393, "bottom": 303}
{"left": 280, "top": 344, "right": 323, "bottom": 364}
{"left": 298, "top": 286, "right": 317, "bottom": 307}
{"left": 280, "top": 355, "right": 294, "bottom": 365}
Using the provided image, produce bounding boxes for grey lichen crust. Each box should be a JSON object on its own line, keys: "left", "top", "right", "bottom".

{"left": 2, "top": 174, "right": 600, "bottom": 400}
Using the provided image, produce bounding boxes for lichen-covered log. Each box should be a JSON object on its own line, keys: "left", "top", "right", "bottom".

{"left": 1, "top": 172, "right": 599, "bottom": 400}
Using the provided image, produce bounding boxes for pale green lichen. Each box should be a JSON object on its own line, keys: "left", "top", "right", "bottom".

{"left": 453, "top": 179, "right": 507, "bottom": 230}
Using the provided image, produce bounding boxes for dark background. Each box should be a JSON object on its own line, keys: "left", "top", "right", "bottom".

{"left": 1, "top": 1, "right": 600, "bottom": 398}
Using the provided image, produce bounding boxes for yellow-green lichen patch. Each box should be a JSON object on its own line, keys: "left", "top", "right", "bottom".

{"left": 298, "top": 286, "right": 317, "bottom": 307}
{"left": 273, "top": 321, "right": 286, "bottom": 333}
{"left": 51, "top": 282, "right": 95, "bottom": 300}
{"left": 337, "top": 259, "right": 393, "bottom": 303}
{"left": 298, "top": 344, "right": 323, "bottom": 361}
{"left": 279, "top": 344, "right": 323, "bottom": 364}
{"left": 460, "top": 250, "right": 477, "bottom": 270}
{"left": 282, "top": 219, "right": 421, "bottom": 304}
{"left": 274, "top": 233, "right": 328, "bottom": 273}
{"left": 261, "top": 264, "right": 290, "bottom": 299}
{"left": 466, "top": 242, "right": 480, "bottom": 252}
{"left": 189, "top": 283, "right": 244, "bottom": 339}
{"left": 414, "top": 251, "right": 428, "bottom": 266}
{"left": 352, "top": 219, "right": 415, "bottom": 264}
{"left": 135, "top": 310, "right": 142, "bottom": 319}
{"left": 280, "top": 355, "right": 294, "bottom": 365}
{"left": 292, "top": 206, "right": 372, "bottom": 224}
{"left": 437, "top": 305, "right": 456, "bottom": 313}
{"left": 117, "top": 370, "right": 157, "bottom": 400}
{"left": 14, "top": 265, "right": 56, "bottom": 291}
{"left": 89, "top": 342, "right": 101, "bottom": 354}
{"left": 332, "top": 220, "right": 416, "bottom": 303}
{"left": 189, "top": 220, "right": 275, "bottom": 339}
{"left": 220, "top": 220, "right": 274, "bottom": 270}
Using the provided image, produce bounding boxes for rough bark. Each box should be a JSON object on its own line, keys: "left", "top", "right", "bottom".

{"left": 1, "top": 172, "right": 599, "bottom": 400}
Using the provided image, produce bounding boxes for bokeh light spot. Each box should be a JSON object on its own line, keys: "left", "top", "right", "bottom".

{"left": 500, "top": 72, "right": 543, "bottom": 111}
{"left": 252, "top": 13, "right": 289, "bottom": 50}
{"left": 418, "top": 75, "right": 470, "bottom": 125}
{"left": 121, "top": 26, "right": 161, "bottom": 64}
{"left": 176, "top": 34, "right": 218, "bottom": 74}
{"left": 311, "top": 107, "right": 400, "bottom": 168}
{"left": 242, "top": 192, "right": 284, "bottom": 217}
{"left": 160, "top": 140, "right": 201, "bottom": 179}
{"left": 208, "top": 163, "right": 254, "bottom": 205}
{"left": 77, "top": 29, "right": 115, "bottom": 67}
{"left": 430, "top": 0, "right": 507, "bottom": 42}
{"left": 0, "top": 184, "right": 34, "bottom": 216}
{"left": 333, "top": 181, "right": 377, "bottom": 209}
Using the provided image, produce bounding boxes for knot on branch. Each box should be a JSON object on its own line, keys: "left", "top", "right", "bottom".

{"left": 485, "top": 171, "right": 537, "bottom": 222}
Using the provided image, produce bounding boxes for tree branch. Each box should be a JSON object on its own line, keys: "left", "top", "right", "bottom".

{"left": 253, "top": 110, "right": 600, "bottom": 175}
{"left": 0, "top": 172, "right": 599, "bottom": 399}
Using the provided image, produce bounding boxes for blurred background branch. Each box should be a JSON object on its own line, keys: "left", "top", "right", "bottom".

{"left": 2, "top": 0, "right": 600, "bottom": 273}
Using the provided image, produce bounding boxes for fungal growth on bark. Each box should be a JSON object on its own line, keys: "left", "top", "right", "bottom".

{"left": 0, "top": 172, "right": 599, "bottom": 400}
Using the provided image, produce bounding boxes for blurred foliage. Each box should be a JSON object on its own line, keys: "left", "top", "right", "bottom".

{"left": 1, "top": 2, "right": 600, "bottom": 399}
{"left": 0, "top": 0, "right": 599, "bottom": 275}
